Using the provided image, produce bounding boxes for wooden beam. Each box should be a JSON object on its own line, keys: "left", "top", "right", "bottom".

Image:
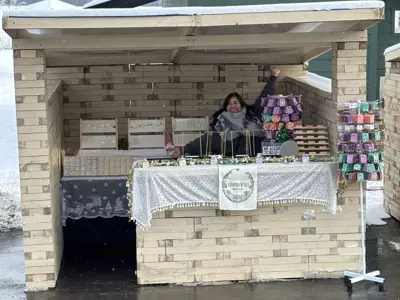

{"left": 4, "top": 15, "right": 195, "bottom": 30}
{"left": 170, "top": 27, "right": 196, "bottom": 64}
{"left": 302, "top": 47, "right": 331, "bottom": 63}
{"left": 45, "top": 49, "right": 306, "bottom": 66}
{"left": 45, "top": 51, "right": 171, "bottom": 66}
{"left": 191, "top": 42, "right": 332, "bottom": 50}
{"left": 4, "top": 8, "right": 383, "bottom": 30}
{"left": 179, "top": 51, "right": 303, "bottom": 65}
{"left": 345, "top": 20, "right": 383, "bottom": 31}
{"left": 195, "top": 8, "right": 384, "bottom": 27}
{"left": 170, "top": 48, "right": 188, "bottom": 64}
{"left": 13, "top": 31, "right": 367, "bottom": 51}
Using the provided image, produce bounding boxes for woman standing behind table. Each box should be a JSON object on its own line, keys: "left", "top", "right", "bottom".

{"left": 170, "top": 68, "right": 281, "bottom": 158}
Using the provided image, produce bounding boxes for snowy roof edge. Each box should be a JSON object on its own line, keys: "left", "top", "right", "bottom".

{"left": 384, "top": 43, "right": 400, "bottom": 56}
{"left": 2, "top": 1, "right": 385, "bottom": 18}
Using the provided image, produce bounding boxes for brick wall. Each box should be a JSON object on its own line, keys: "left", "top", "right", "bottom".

{"left": 137, "top": 183, "right": 362, "bottom": 284}
{"left": 286, "top": 77, "right": 337, "bottom": 154}
{"left": 331, "top": 42, "right": 367, "bottom": 103}
{"left": 46, "top": 64, "right": 291, "bottom": 154}
{"left": 14, "top": 50, "right": 62, "bottom": 291}
{"left": 46, "top": 81, "right": 64, "bottom": 280}
{"left": 383, "top": 61, "right": 400, "bottom": 220}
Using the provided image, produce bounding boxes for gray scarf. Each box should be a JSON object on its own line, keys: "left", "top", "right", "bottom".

{"left": 215, "top": 108, "right": 262, "bottom": 141}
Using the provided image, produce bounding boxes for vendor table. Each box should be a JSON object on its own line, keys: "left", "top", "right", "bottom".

{"left": 61, "top": 176, "right": 129, "bottom": 226}
{"left": 131, "top": 162, "right": 338, "bottom": 228}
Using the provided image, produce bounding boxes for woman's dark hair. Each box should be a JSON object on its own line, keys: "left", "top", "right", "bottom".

{"left": 210, "top": 92, "right": 258, "bottom": 127}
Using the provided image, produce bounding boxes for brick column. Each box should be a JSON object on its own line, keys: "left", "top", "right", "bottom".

{"left": 332, "top": 42, "right": 367, "bottom": 103}
{"left": 14, "top": 49, "right": 58, "bottom": 291}
{"left": 383, "top": 61, "right": 400, "bottom": 220}
{"left": 330, "top": 41, "right": 368, "bottom": 272}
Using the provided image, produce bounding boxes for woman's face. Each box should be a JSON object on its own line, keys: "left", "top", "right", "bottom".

{"left": 226, "top": 97, "right": 242, "bottom": 113}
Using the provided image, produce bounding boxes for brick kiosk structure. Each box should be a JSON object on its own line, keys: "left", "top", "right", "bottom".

{"left": 383, "top": 45, "right": 400, "bottom": 220}
{"left": 2, "top": 1, "right": 384, "bottom": 291}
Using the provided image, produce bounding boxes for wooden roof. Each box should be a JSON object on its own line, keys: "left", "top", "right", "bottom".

{"left": 2, "top": 1, "right": 385, "bottom": 66}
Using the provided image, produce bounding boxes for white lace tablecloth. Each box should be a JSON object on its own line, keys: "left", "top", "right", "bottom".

{"left": 131, "top": 162, "right": 338, "bottom": 228}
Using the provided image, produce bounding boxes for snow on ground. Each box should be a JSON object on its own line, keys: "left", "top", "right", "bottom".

{"left": 388, "top": 241, "right": 400, "bottom": 252}
{"left": 0, "top": 170, "right": 21, "bottom": 232}
{"left": 366, "top": 189, "right": 390, "bottom": 226}
{"left": 0, "top": 49, "right": 20, "bottom": 232}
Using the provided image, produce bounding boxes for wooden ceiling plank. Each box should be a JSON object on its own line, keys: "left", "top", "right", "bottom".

{"left": 13, "top": 31, "right": 367, "bottom": 51}
{"left": 302, "top": 47, "right": 332, "bottom": 63}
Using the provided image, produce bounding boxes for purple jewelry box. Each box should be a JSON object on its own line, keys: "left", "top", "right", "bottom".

{"left": 278, "top": 98, "right": 287, "bottom": 107}
{"left": 350, "top": 133, "right": 359, "bottom": 143}
{"left": 363, "top": 144, "right": 375, "bottom": 151}
{"left": 273, "top": 107, "right": 282, "bottom": 115}
{"left": 346, "top": 154, "right": 357, "bottom": 164}
{"left": 283, "top": 106, "right": 294, "bottom": 114}
{"left": 281, "top": 114, "right": 290, "bottom": 122}
{"left": 267, "top": 98, "right": 276, "bottom": 108}
{"left": 359, "top": 154, "right": 367, "bottom": 164}
{"left": 290, "top": 113, "right": 300, "bottom": 121}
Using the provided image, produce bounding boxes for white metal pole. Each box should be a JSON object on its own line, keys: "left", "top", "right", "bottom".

{"left": 360, "top": 181, "right": 366, "bottom": 276}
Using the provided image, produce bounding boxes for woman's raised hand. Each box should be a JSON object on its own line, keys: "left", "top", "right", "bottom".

{"left": 271, "top": 68, "right": 280, "bottom": 77}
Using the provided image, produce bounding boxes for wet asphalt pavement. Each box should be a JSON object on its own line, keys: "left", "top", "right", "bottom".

{"left": 2, "top": 218, "right": 400, "bottom": 300}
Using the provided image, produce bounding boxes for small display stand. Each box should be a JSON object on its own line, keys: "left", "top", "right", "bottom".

{"left": 337, "top": 100, "right": 385, "bottom": 294}
{"left": 261, "top": 94, "right": 303, "bottom": 156}
{"left": 261, "top": 94, "right": 303, "bottom": 140}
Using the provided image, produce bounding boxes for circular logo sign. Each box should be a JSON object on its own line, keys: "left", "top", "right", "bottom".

{"left": 222, "top": 168, "right": 255, "bottom": 203}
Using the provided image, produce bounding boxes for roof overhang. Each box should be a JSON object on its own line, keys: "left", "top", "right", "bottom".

{"left": 384, "top": 44, "right": 400, "bottom": 62}
{"left": 2, "top": 1, "right": 385, "bottom": 66}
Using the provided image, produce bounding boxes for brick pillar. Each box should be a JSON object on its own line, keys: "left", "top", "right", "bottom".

{"left": 14, "top": 49, "right": 58, "bottom": 291}
{"left": 330, "top": 41, "right": 367, "bottom": 154}
{"left": 383, "top": 61, "right": 400, "bottom": 219}
{"left": 330, "top": 42, "right": 368, "bottom": 272}
{"left": 332, "top": 42, "right": 367, "bottom": 103}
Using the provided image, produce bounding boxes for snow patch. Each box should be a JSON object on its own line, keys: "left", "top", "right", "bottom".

{"left": 3, "top": 1, "right": 385, "bottom": 18}
{"left": 366, "top": 190, "right": 390, "bottom": 226}
{"left": 0, "top": 170, "right": 21, "bottom": 232}
{"left": 388, "top": 241, "right": 400, "bottom": 252}
{"left": 0, "top": 10, "right": 11, "bottom": 50}
{"left": 26, "top": 0, "right": 78, "bottom": 10}
{"left": 294, "top": 72, "right": 332, "bottom": 92}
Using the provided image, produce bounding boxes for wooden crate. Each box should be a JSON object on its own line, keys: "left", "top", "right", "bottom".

{"left": 128, "top": 118, "right": 168, "bottom": 158}
{"left": 294, "top": 125, "right": 331, "bottom": 156}
{"left": 80, "top": 119, "right": 118, "bottom": 150}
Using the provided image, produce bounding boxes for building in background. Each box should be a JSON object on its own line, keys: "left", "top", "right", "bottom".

{"left": 164, "top": 0, "right": 400, "bottom": 101}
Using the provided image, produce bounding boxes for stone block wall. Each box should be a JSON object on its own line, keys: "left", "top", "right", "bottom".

{"left": 331, "top": 42, "right": 367, "bottom": 103}
{"left": 383, "top": 61, "right": 400, "bottom": 220}
{"left": 285, "top": 77, "right": 337, "bottom": 154}
{"left": 46, "top": 64, "right": 294, "bottom": 154}
{"left": 14, "top": 50, "right": 63, "bottom": 291}
{"left": 137, "top": 183, "right": 362, "bottom": 284}
{"left": 45, "top": 81, "right": 64, "bottom": 280}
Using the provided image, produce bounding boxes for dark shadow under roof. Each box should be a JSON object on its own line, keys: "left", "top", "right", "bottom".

{"left": 84, "top": 0, "right": 157, "bottom": 9}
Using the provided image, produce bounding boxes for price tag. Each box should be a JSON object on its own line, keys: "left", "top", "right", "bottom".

{"left": 262, "top": 145, "right": 281, "bottom": 156}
